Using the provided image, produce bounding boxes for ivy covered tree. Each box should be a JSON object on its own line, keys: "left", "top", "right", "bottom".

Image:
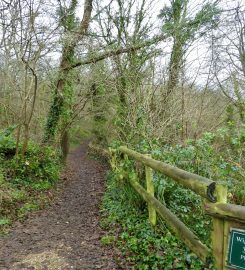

{"left": 94, "top": 0, "right": 159, "bottom": 141}
{"left": 43, "top": 0, "right": 93, "bottom": 144}
{"left": 159, "top": 0, "right": 220, "bottom": 97}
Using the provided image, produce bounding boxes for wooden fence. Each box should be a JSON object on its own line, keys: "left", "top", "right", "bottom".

{"left": 109, "top": 146, "right": 245, "bottom": 270}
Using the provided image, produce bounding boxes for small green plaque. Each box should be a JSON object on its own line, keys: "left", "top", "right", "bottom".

{"left": 228, "top": 228, "right": 245, "bottom": 269}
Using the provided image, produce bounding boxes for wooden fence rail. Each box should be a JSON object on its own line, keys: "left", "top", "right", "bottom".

{"left": 109, "top": 146, "right": 245, "bottom": 270}
{"left": 119, "top": 146, "right": 216, "bottom": 202}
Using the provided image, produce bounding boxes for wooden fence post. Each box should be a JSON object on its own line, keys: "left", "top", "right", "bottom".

{"left": 211, "top": 184, "right": 227, "bottom": 270}
{"left": 145, "top": 154, "right": 156, "bottom": 226}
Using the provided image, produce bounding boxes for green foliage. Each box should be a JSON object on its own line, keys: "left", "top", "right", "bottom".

{"left": 17, "top": 203, "right": 39, "bottom": 219}
{"left": 0, "top": 218, "right": 10, "bottom": 226}
{"left": 159, "top": 0, "right": 220, "bottom": 42}
{"left": 0, "top": 129, "right": 61, "bottom": 232}
{"left": 4, "top": 142, "right": 60, "bottom": 187}
{"left": 43, "top": 94, "right": 64, "bottom": 142}
{"left": 101, "top": 171, "right": 205, "bottom": 269}
{"left": 10, "top": 189, "right": 27, "bottom": 200}
{"left": 102, "top": 126, "right": 244, "bottom": 268}
{"left": 92, "top": 82, "right": 108, "bottom": 144}
{"left": 44, "top": 62, "right": 77, "bottom": 143}
{"left": 0, "top": 125, "right": 16, "bottom": 154}
{"left": 44, "top": 0, "right": 79, "bottom": 143}
{"left": 101, "top": 235, "right": 116, "bottom": 245}
{"left": 132, "top": 126, "right": 245, "bottom": 205}
{"left": 58, "top": 0, "right": 79, "bottom": 31}
{"left": 70, "top": 126, "right": 91, "bottom": 149}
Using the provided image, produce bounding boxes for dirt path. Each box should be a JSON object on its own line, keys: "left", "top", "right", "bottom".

{"left": 0, "top": 142, "right": 118, "bottom": 270}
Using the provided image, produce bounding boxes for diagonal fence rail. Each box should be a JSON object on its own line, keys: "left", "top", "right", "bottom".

{"left": 109, "top": 146, "right": 245, "bottom": 270}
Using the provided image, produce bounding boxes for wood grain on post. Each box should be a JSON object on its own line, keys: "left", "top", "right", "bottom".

{"left": 145, "top": 154, "right": 156, "bottom": 226}
{"left": 209, "top": 184, "right": 227, "bottom": 270}
{"left": 129, "top": 176, "right": 210, "bottom": 264}
{"left": 119, "top": 146, "right": 216, "bottom": 202}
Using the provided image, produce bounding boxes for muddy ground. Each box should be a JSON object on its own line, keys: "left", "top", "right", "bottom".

{"left": 0, "top": 142, "right": 121, "bottom": 270}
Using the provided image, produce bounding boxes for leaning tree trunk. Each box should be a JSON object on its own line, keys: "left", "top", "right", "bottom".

{"left": 43, "top": 0, "right": 93, "bottom": 143}
{"left": 43, "top": 49, "right": 74, "bottom": 142}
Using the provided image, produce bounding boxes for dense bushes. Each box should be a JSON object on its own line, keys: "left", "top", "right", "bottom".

{"left": 0, "top": 127, "right": 61, "bottom": 232}
{"left": 101, "top": 126, "right": 244, "bottom": 269}
{"left": 4, "top": 143, "right": 60, "bottom": 187}
{"left": 133, "top": 126, "right": 244, "bottom": 206}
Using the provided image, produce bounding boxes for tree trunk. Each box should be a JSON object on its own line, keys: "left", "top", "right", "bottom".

{"left": 43, "top": 0, "right": 93, "bottom": 143}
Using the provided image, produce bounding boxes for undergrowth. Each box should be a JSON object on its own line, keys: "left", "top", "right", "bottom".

{"left": 101, "top": 172, "right": 208, "bottom": 269}
{"left": 100, "top": 126, "right": 244, "bottom": 269}
{"left": 0, "top": 127, "right": 61, "bottom": 233}
{"left": 127, "top": 126, "right": 244, "bottom": 206}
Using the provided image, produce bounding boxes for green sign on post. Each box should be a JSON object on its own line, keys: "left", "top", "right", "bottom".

{"left": 228, "top": 229, "right": 245, "bottom": 269}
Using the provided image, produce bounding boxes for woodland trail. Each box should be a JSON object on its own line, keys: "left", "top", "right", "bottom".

{"left": 0, "top": 142, "right": 119, "bottom": 270}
